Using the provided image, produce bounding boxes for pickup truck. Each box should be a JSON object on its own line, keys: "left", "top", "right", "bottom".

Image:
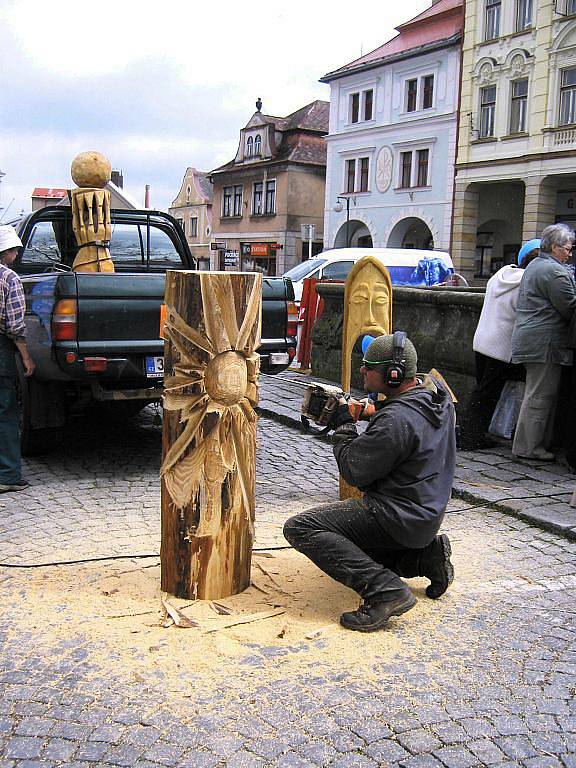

{"left": 14, "top": 206, "right": 297, "bottom": 453}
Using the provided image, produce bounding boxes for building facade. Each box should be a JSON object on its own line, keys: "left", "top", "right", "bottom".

{"left": 452, "top": 0, "right": 576, "bottom": 281}
{"left": 321, "top": 0, "right": 463, "bottom": 254}
{"left": 169, "top": 168, "right": 213, "bottom": 269}
{"left": 209, "top": 100, "right": 328, "bottom": 275}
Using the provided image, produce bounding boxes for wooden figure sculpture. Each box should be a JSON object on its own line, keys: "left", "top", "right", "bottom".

{"left": 340, "top": 255, "right": 393, "bottom": 500}
{"left": 70, "top": 151, "right": 115, "bottom": 273}
{"left": 160, "top": 270, "right": 262, "bottom": 600}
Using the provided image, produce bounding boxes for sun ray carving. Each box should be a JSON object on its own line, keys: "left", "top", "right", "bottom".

{"left": 160, "top": 271, "right": 262, "bottom": 600}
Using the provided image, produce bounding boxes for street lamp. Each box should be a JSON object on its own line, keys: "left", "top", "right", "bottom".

{"left": 333, "top": 195, "right": 355, "bottom": 248}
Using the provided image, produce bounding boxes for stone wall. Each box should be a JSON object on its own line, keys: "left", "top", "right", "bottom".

{"left": 311, "top": 283, "right": 485, "bottom": 410}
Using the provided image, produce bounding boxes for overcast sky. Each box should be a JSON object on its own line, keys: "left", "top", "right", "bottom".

{"left": 0, "top": 0, "right": 430, "bottom": 220}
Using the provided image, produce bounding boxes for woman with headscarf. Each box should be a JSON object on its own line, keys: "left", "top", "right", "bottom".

{"left": 511, "top": 223, "right": 576, "bottom": 461}
{"left": 458, "top": 239, "right": 540, "bottom": 450}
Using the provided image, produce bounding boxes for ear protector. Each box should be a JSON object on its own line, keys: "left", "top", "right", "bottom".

{"left": 363, "top": 331, "right": 407, "bottom": 389}
{"left": 385, "top": 331, "right": 407, "bottom": 388}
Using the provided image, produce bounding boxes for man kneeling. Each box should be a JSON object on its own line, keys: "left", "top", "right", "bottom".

{"left": 284, "top": 332, "right": 456, "bottom": 632}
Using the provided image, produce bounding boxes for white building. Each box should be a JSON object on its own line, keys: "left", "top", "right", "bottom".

{"left": 321, "top": 0, "right": 463, "bottom": 252}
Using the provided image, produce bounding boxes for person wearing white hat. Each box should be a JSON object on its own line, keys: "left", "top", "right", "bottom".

{"left": 0, "top": 224, "right": 34, "bottom": 492}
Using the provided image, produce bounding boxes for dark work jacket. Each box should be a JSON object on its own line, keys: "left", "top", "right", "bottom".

{"left": 333, "top": 377, "right": 456, "bottom": 548}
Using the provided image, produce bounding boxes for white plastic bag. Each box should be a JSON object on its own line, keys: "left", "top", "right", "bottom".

{"left": 488, "top": 380, "right": 525, "bottom": 440}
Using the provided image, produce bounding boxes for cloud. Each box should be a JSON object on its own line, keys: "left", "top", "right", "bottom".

{"left": 0, "top": 0, "right": 430, "bottom": 217}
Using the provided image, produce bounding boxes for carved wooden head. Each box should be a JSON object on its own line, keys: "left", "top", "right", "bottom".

{"left": 341, "top": 255, "right": 392, "bottom": 391}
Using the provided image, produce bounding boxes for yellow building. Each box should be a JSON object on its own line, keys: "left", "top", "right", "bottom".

{"left": 452, "top": 0, "right": 576, "bottom": 282}
{"left": 169, "top": 168, "right": 213, "bottom": 270}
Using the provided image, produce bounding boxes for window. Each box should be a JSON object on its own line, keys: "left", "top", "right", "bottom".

{"left": 417, "top": 149, "right": 429, "bottom": 187}
{"left": 344, "top": 157, "right": 370, "bottom": 193}
{"left": 346, "top": 159, "right": 356, "bottom": 193}
{"left": 479, "top": 85, "right": 497, "bottom": 137}
{"left": 406, "top": 79, "right": 418, "bottom": 112}
{"left": 265, "top": 180, "right": 276, "bottom": 214}
{"left": 568, "top": 0, "right": 576, "bottom": 13}
{"left": 423, "top": 75, "right": 434, "bottom": 109}
{"left": 185, "top": 185, "right": 191, "bottom": 203}
{"left": 359, "top": 158, "right": 369, "bottom": 192}
{"left": 233, "top": 185, "right": 243, "bottom": 216}
{"left": 560, "top": 68, "right": 576, "bottom": 126}
{"left": 350, "top": 90, "right": 374, "bottom": 123}
{"left": 516, "top": 0, "right": 532, "bottom": 30}
{"left": 246, "top": 136, "right": 253, "bottom": 157}
{"left": 253, "top": 182, "right": 263, "bottom": 215}
{"left": 485, "top": 0, "right": 501, "bottom": 40}
{"left": 222, "top": 186, "right": 233, "bottom": 217}
{"left": 254, "top": 134, "right": 262, "bottom": 156}
{"left": 510, "top": 79, "right": 528, "bottom": 133}
{"left": 20, "top": 221, "right": 63, "bottom": 270}
{"left": 109, "top": 223, "right": 181, "bottom": 272}
{"left": 177, "top": 218, "right": 185, "bottom": 232}
{"left": 351, "top": 93, "right": 360, "bottom": 123}
{"left": 364, "top": 89, "right": 373, "bottom": 121}
{"left": 322, "top": 261, "right": 354, "bottom": 281}
{"left": 189, "top": 217, "right": 198, "bottom": 237}
{"left": 400, "top": 152, "right": 412, "bottom": 188}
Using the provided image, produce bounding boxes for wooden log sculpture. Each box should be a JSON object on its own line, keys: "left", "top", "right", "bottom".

{"left": 70, "top": 151, "right": 115, "bottom": 273}
{"left": 160, "top": 270, "right": 262, "bottom": 600}
{"left": 340, "top": 256, "right": 393, "bottom": 500}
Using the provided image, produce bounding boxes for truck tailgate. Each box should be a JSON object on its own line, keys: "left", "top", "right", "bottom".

{"left": 75, "top": 273, "right": 165, "bottom": 354}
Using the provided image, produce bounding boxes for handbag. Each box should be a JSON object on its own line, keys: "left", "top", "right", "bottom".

{"left": 488, "top": 380, "right": 525, "bottom": 440}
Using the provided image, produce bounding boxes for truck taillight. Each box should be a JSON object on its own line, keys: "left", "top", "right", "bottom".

{"left": 287, "top": 301, "right": 298, "bottom": 338}
{"left": 51, "top": 299, "right": 78, "bottom": 341}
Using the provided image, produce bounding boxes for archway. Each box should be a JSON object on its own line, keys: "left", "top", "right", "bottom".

{"left": 387, "top": 217, "right": 433, "bottom": 249}
{"left": 334, "top": 220, "right": 373, "bottom": 248}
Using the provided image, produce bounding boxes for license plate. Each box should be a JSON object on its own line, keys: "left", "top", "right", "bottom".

{"left": 145, "top": 356, "right": 164, "bottom": 378}
{"left": 269, "top": 353, "right": 289, "bottom": 365}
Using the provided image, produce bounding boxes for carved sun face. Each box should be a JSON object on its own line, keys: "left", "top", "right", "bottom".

{"left": 160, "top": 273, "right": 261, "bottom": 517}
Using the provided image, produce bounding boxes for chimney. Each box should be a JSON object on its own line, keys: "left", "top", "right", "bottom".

{"left": 111, "top": 169, "right": 123, "bottom": 188}
{"left": 144, "top": 184, "right": 151, "bottom": 208}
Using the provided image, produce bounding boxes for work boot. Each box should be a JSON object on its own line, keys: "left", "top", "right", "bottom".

{"left": 419, "top": 534, "right": 454, "bottom": 599}
{"left": 339, "top": 590, "right": 416, "bottom": 633}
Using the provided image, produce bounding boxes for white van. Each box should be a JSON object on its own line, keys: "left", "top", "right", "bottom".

{"left": 283, "top": 247, "right": 455, "bottom": 304}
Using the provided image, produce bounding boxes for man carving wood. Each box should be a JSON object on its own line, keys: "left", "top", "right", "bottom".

{"left": 284, "top": 332, "right": 456, "bottom": 632}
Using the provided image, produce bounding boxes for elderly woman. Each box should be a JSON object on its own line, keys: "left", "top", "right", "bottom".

{"left": 511, "top": 223, "right": 576, "bottom": 461}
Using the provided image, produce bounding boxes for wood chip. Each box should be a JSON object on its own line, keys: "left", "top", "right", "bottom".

{"left": 210, "top": 601, "right": 233, "bottom": 615}
{"left": 160, "top": 596, "right": 200, "bottom": 629}
{"left": 203, "top": 609, "right": 285, "bottom": 634}
{"left": 253, "top": 562, "right": 294, "bottom": 596}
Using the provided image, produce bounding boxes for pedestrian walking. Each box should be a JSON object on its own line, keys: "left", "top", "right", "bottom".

{"left": 458, "top": 239, "right": 540, "bottom": 450}
{"left": 511, "top": 223, "right": 576, "bottom": 461}
{"left": 284, "top": 332, "right": 456, "bottom": 633}
{"left": 0, "top": 225, "right": 34, "bottom": 492}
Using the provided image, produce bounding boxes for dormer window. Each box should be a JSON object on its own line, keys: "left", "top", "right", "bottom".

{"left": 246, "top": 136, "right": 253, "bottom": 157}
{"left": 254, "top": 134, "right": 262, "bottom": 156}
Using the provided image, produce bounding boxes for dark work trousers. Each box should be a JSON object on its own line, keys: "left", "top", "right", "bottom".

{"left": 284, "top": 498, "right": 417, "bottom": 603}
{"left": 0, "top": 336, "right": 20, "bottom": 484}
{"left": 458, "top": 353, "right": 524, "bottom": 448}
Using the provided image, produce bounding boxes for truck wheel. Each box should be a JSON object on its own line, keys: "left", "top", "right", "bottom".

{"left": 15, "top": 364, "right": 49, "bottom": 457}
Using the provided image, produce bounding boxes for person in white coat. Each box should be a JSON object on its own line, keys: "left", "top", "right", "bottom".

{"left": 458, "top": 239, "right": 540, "bottom": 450}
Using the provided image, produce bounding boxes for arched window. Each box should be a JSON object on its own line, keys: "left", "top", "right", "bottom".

{"left": 186, "top": 185, "right": 191, "bottom": 203}
{"left": 246, "top": 136, "right": 253, "bottom": 157}
{"left": 254, "top": 134, "right": 262, "bottom": 156}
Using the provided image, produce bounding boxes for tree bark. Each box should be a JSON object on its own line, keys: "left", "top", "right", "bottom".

{"left": 160, "top": 270, "right": 261, "bottom": 600}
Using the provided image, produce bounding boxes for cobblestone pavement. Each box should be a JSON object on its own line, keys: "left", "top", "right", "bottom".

{"left": 2, "top": 401, "right": 576, "bottom": 766}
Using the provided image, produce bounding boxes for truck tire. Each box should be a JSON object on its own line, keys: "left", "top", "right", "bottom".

{"left": 15, "top": 364, "right": 50, "bottom": 457}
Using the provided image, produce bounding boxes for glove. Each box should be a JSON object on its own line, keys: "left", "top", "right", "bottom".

{"left": 330, "top": 402, "right": 355, "bottom": 428}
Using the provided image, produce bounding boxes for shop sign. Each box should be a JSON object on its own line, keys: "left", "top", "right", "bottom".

{"left": 224, "top": 250, "right": 239, "bottom": 268}
{"left": 250, "top": 243, "right": 269, "bottom": 257}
